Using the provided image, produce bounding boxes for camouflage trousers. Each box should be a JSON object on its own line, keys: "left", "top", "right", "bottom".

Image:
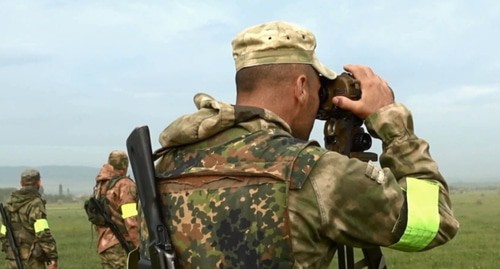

{"left": 6, "top": 258, "right": 47, "bottom": 269}
{"left": 99, "top": 243, "right": 128, "bottom": 269}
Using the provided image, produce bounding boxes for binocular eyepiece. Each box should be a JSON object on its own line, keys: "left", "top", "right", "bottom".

{"left": 316, "top": 72, "right": 361, "bottom": 120}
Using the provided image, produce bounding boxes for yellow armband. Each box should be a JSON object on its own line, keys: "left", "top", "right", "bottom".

{"left": 121, "top": 203, "right": 138, "bottom": 219}
{"left": 34, "top": 219, "right": 50, "bottom": 233}
{"left": 390, "top": 178, "right": 440, "bottom": 251}
{"left": 0, "top": 224, "right": 6, "bottom": 236}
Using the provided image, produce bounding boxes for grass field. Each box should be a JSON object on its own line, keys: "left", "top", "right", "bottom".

{"left": 44, "top": 202, "right": 102, "bottom": 269}
{"left": 383, "top": 189, "right": 500, "bottom": 269}
{"left": 5, "top": 189, "right": 497, "bottom": 269}
{"left": 329, "top": 189, "right": 500, "bottom": 269}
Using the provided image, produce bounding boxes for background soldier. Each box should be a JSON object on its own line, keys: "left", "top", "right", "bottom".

{"left": 93, "top": 150, "right": 139, "bottom": 269}
{"left": 0, "top": 168, "right": 58, "bottom": 269}
{"left": 146, "top": 21, "right": 460, "bottom": 268}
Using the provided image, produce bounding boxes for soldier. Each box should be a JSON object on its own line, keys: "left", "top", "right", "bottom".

{"left": 93, "top": 150, "right": 139, "bottom": 269}
{"left": 148, "top": 21, "right": 460, "bottom": 268}
{"left": 0, "top": 168, "right": 58, "bottom": 269}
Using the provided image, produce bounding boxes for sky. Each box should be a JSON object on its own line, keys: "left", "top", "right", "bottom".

{"left": 0, "top": 0, "right": 499, "bottom": 182}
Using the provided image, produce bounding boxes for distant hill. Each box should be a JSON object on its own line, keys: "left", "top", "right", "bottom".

{"left": 0, "top": 165, "right": 101, "bottom": 195}
{"left": 1, "top": 166, "right": 497, "bottom": 196}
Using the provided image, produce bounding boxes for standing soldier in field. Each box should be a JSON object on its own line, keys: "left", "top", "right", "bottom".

{"left": 139, "top": 21, "right": 459, "bottom": 268}
{"left": 93, "top": 150, "right": 140, "bottom": 269}
{"left": 0, "top": 168, "right": 58, "bottom": 269}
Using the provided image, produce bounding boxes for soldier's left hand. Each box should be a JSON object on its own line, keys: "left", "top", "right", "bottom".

{"left": 333, "top": 64, "right": 394, "bottom": 119}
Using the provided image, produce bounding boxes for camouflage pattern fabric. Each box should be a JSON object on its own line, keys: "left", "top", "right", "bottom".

{"left": 99, "top": 243, "right": 128, "bottom": 269}
{"left": 156, "top": 127, "right": 325, "bottom": 268}
{"left": 108, "top": 150, "right": 129, "bottom": 171}
{"left": 149, "top": 93, "right": 459, "bottom": 268}
{"left": 231, "top": 21, "right": 337, "bottom": 80}
{"left": 137, "top": 205, "right": 149, "bottom": 261}
{"left": 20, "top": 168, "right": 41, "bottom": 186}
{"left": 94, "top": 164, "right": 140, "bottom": 256}
{"left": 6, "top": 258, "right": 47, "bottom": 269}
{"left": 0, "top": 186, "right": 58, "bottom": 268}
{"left": 158, "top": 176, "right": 293, "bottom": 268}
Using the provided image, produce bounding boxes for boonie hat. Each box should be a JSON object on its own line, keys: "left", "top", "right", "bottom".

{"left": 232, "top": 21, "right": 337, "bottom": 79}
{"left": 21, "top": 168, "right": 40, "bottom": 185}
{"left": 108, "top": 150, "right": 129, "bottom": 170}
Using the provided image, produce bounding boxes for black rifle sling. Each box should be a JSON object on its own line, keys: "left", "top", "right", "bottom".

{"left": 96, "top": 176, "right": 133, "bottom": 252}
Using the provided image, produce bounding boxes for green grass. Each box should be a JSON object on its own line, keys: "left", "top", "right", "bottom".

{"left": 330, "top": 189, "right": 500, "bottom": 269}
{"left": 4, "top": 189, "right": 497, "bottom": 269}
{"left": 46, "top": 202, "right": 102, "bottom": 269}
{"left": 382, "top": 189, "right": 500, "bottom": 269}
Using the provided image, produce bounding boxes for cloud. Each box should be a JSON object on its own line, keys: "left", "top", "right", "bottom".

{"left": 0, "top": 52, "right": 51, "bottom": 67}
{"left": 454, "top": 85, "right": 499, "bottom": 100}
{"left": 0, "top": 0, "right": 499, "bottom": 180}
{"left": 406, "top": 83, "right": 500, "bottom": 115}
{"left": 400, "top": 82, "right": 499, "bottom": 179}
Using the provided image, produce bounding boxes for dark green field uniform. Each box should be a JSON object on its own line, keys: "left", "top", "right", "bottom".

{"left": 1, "top": 185, "right": 58, "bottom": 268}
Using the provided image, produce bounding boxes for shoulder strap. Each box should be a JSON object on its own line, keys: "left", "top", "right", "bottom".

{"left": 104, "top": 176, "right": 126, "bottom": 192}
{"left": 93, "top": 176, "right": 126, "bottom": 199}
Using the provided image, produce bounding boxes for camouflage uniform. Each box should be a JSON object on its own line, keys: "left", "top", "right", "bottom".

{"left": 151, "top": 93, "right": 459, "bottom": 268}
{"left": 138, "top": 21, "right": 459, "bottom": 268}
{"left": 0, "top": 169, "right": 58, "bottom": 269}
{"left": 95, "top": 151, "right": 140, "bottom": 269}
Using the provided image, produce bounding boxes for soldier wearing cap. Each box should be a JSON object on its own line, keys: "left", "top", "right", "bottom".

{"left": 142, "top": 21, "right": 459, "bottom": 268}
{"left": 93, "top": 150, "right": 139, "bottom": 269}
{"left": 0, "top": 169, "right": 58, "bottom": 269}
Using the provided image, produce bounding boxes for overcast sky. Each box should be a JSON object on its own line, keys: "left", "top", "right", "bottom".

{"left": 1, "top": 0, "right": 498, "bottom": 182}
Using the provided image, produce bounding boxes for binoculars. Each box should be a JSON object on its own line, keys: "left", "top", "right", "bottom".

{"left": 316, "top": 72, "right": 375, "bottom": 159}
{"left": 317, "top": 72, "right": 361, "bottom": 120}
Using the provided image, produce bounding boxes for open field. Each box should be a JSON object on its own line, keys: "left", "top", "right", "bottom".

{"left": 42, "top": 203, "right": 102, "bottom": 269}
{"left": 329, "top": 189, "right": 500, "bottom": 269}
{"left": 382, "top": 189, "right": 500, "bottom": 269}
{"left": 2, "top": 188, "right": 498, "bottom": 269}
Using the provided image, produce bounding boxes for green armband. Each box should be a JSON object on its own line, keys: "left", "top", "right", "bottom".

{"left": 390, "top": 178, "right": 440, "bottom": 251}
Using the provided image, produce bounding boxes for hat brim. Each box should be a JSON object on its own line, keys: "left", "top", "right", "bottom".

{"left": 312, "top": 56, "right": 337, "bottom": 80}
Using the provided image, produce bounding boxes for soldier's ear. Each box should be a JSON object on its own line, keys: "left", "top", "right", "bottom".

{"left": 294, "top": 74, "right": 308, "bottom": 105}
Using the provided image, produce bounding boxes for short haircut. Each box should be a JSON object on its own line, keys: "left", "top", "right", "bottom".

{"left": 235, "top": 63, "right": 315, "bottom": 94}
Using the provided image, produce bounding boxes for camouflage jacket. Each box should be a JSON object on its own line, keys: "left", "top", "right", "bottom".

{"left": 152, "top": 93, "right": 459, "bottom": 268}
{"left": 95, "top": 164, "right": 140, "bottom": 253}
{"left": 1, "top": 186, "right": 58, "bottom": 262}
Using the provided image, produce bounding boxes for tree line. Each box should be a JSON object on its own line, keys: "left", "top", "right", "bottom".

{"left": 0, "top": 184, "right": 87, "bottom": 204}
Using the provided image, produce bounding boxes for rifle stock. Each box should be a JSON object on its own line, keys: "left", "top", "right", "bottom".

{"left": 126, "top": 125, "right": 177, "bottom": 269}
{"left": 0, "top": 203, "right": 25, "bottom": 269}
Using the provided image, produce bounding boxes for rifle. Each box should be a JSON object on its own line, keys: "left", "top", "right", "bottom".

{"left": 317, "top": 73, "right": 387, "bottom": 269}
{"left": 0, "top": 203, "right": 25, "bottom": 269}
{"left": 86, "top": 197, "right": 133, "bottom": 253}
{"left": 126, "top": 125, "right": 177, "bottom": 269}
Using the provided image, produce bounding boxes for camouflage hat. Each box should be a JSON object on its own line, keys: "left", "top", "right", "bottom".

{"left": 108, "top": 150, "right": 129, "bottom": 170}
{"left": 20, "top": 168, "right": 41, "bottom": 185}
{"left": 231, "top": 21, "right": 337, "bottom": 79}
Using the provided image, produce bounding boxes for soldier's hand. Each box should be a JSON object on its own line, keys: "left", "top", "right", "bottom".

{"left": 332, "top": 64, "right": 394, "bottom": 119}
{"left": 47, "top": 260, "right": 58, "bottom": 269}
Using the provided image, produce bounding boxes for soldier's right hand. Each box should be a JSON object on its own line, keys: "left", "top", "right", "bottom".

{"left": 332, "top": 64, "right": 394, "bottom": 119}
{"left": 47, "top": 260, "right": 58, "bottom": 269}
